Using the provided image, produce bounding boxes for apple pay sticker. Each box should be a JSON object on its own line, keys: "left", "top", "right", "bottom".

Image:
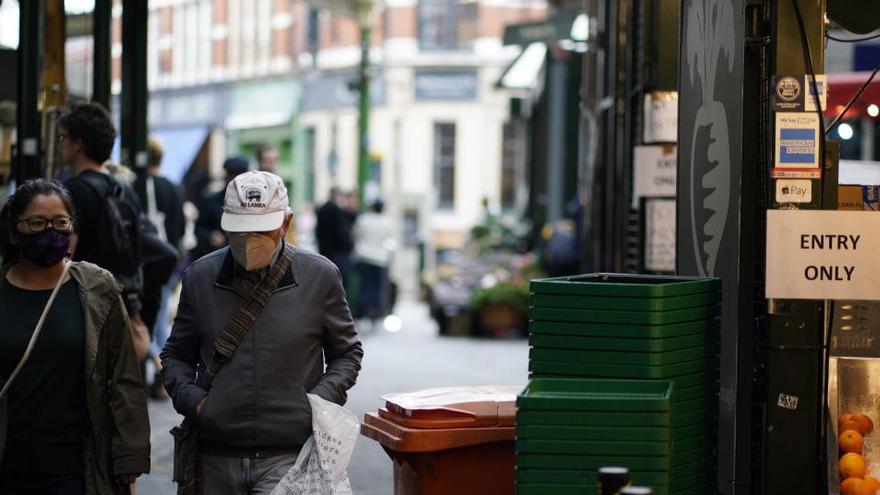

{"left": 776, "top": 179, "right": 812, "bottom": 203}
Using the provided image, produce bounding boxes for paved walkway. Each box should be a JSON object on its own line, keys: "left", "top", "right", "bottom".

{"left": 136, "top": 299, "right": 529, "bottom": 494}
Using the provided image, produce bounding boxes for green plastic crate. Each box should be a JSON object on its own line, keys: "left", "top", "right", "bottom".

{"left": 530, "top": 273, "right": 721, "bottom": 298}
{"left": 516, "top": 433, "right": 712, "bottom": 457}
{"left": 530, "top": 305, "right": 722, "bottom": 325}
{"left": 529, "top": 356, "right": 718, "bottom": 379}
{"left": 529, "top": 291, "right": 720, "bottom": 312}
{"left": 516, "top": 461, "right": 715, "bottom": 486}
{"left": 516, "top": 409, "right": 714, "bottom": 428}
{"left": 529, "top": 345, "right": 719, "bottom": 367}
{"left": 529, "top": 318, "right": 720, "bottom": 339}
{"left": 529, "top": 332, "right": 718, "bottom": 352}
{"left": 517, "top": 378, "right": 674, "bottom": 412}
{"left": 515, "top": 446, "right": 715, "bottom": 471}
{"left": 516, "top": 421, "right": 716, "bottom": 442}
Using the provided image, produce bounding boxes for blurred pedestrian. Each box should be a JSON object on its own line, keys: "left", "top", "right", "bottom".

{"left": 144, "top": 136, "right": 187, "bottom": 398}
{"left": 0, "top": 179, "right": 150, "bottom": 494}
{"left": 255, "top": 143, "right": 279, "bottom": 174}
{"left": 161, "top": 171, "right": 363, "bottom": 494}
{"left": 145, "top": 136, "right": 186, "bottom": 248}
{"left": 316, "top": 187, "right": 354, "bottom": 287}
{"left": 59, "top": 102, "right": 151, "bottom": 360}
{"left": 192, "top": 156, "right": 249, "bottom": 261}
{"left": 353, "top": 199, "right": 395, "bottom": 325}
{"left": 295, "top": 201, "right": 317, "bottom": 253}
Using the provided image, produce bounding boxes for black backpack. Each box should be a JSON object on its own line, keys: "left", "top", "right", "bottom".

{"left": 79, "top": 173, "right": 143, "bottom": 294}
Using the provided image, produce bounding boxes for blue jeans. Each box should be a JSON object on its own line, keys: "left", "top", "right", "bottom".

{"left": 199, "top": 452, "right": 299, "bottom": 494}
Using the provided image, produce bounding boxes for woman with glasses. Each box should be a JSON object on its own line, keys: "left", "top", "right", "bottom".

{"left": 0, "top": 179, "right": 150, "bottom": 494}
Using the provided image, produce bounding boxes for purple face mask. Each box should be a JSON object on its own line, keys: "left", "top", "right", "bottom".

{"left": 17, "top": 229, "right": 71, "bottom": 267}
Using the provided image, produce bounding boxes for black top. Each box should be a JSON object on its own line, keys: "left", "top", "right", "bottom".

{"left": 193, "top": 189, "right": 226, "bottom": 260}
{"left": 0, "top": 277, "right": 89, "bottom": 476}
{"left": 315, "top": 201, "right": 353, "bottom": 257}
{"left": 147, "top": 174, "right": 186, "bottom": 249}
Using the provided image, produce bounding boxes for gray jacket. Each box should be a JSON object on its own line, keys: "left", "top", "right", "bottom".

{"left": 160, "top": 245, "right": 363, "bottom": 452}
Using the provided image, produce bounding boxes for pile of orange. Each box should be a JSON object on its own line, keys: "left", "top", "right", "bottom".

{"left": 839, "top": 413, "right": 878, "bottom": 495}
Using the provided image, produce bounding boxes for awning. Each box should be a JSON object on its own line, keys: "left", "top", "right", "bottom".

{"left": 496, "top": 43, "right": 547, "bottom": 91}
{"left": 151, "top": 126, "right": 210, "bottom": 184}
{"left": 825, "top": 71, "right": 880, "bottom": 119}
{"left": 226, "top": 77, "right": 300, "bottom": 130}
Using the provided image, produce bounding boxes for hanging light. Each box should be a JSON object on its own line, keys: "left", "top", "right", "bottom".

{"left": 837, "top": 122, "right": 854, "bottom": 140}
{"left": 867, "top": 104, "right": 880, "bottom": 118}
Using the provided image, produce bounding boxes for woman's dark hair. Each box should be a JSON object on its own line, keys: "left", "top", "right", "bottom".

{"left": 0, "top": 179, "right": 76, "bottom": 263}
{"left": 58, "top": 102, "right": 117, "bottom": 164}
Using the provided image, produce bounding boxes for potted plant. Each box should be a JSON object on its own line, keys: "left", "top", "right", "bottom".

{"left": 470, "top": 280, "right": 530, "bottom": 338}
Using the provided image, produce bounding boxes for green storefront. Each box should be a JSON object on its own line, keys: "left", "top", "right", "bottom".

{"left": 225, "top": 76, "right": 312, "bottom": 211}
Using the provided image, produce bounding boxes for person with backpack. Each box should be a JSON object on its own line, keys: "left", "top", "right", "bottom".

{"left": 59, "top": 102, "right": 150, "bottom": 359}
{"left": 0, "top": 179, "right": 150, "bottom": 494}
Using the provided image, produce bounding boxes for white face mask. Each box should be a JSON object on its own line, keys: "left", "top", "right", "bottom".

{"left": 229, "top": 233, "right": 278, "bottom": 271}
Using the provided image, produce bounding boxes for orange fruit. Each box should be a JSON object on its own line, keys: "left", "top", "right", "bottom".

{"left": 840, "top": 452, "right": 868, "bottom": 479}
{"left": 843, "top": 420, "right": 863, "bottom": 435}
{"left": 842, "top": 413, "right": 856, "bottom": 428}
{"left": 840, "top": 429, "right": 866, "bottom": 454}
{"left": 865, "top": 475, "right": 880, "bottom": 492}
{"left": 852, "top": 414, "right": 875, "bottom": 435}
{"left": 842, "top": 477, "right": 874, "bottom": 495}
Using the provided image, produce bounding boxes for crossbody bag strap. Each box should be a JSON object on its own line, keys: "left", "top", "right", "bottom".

{"left": 201, "top": 244, "right": 294, "bottom": 390}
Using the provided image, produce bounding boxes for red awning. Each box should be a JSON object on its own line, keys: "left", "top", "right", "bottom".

{"left": 825, "top": 71, "right": 880, "bottom": 120}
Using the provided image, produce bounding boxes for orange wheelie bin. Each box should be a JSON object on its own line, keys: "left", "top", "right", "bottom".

{"left": 361, "top": 385, "right": 520, "bottom": 495}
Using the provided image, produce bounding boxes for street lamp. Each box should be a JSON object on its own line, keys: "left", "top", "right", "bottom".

{"left": 306, "top": 0, "right": 377, "bottom": 207}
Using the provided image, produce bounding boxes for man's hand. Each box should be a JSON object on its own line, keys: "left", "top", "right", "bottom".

{"left": 117, "top": 473, "right": 138, "bottom": 485}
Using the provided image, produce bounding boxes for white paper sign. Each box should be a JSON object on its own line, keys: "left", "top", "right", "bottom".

{"left": 633, "top": 145, "right": 677, "bottom": 207}
{"left": 766, "top": 210, "right": 880, "bottom": 300}
{"left": 643, "top": 92, "right": 678, "bottom": 143}
{"left": 644, "top": 198, "right": 676, "bottom": 273}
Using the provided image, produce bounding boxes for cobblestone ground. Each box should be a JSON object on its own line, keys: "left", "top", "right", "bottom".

{"left": 136, "top": 299, "right": 529, "bottom": 494}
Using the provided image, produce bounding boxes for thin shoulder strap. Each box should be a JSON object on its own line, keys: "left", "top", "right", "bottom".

{"left": 201, "top": 244, "right": 294, "bottom": 390}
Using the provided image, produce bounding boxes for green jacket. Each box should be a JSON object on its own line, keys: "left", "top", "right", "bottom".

{"left": 0, "top": 261, "right": 151, "bottom": 494}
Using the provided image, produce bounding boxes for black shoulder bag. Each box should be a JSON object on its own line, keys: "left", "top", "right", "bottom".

{"left": 170, "top": 244, "right": 294, "bottom": 495}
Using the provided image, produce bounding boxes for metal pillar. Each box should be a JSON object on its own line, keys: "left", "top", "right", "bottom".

{"left": 357, "top": 23, "right": 371, "bottom": 207}
{"left": 759, "top": 1, "right": 827, "bottom": 493}
{"left": 546, "top": 55, "right": 568, "bottom": 223}
{"left": 677, "top": 1, "right": 750, "bottom": 493}
{"left": 92, "top": 0, "right": 112, "bottom": 109}
{"left": 120, "top": 0, "right": 149, "bottom": 204}
{"left": 14, "top": 0, "right": 44, "bottom": 184}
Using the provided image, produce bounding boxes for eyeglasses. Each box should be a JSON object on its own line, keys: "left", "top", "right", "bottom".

{"left": 18, "top": 216, "right": 73, "bottom": 233}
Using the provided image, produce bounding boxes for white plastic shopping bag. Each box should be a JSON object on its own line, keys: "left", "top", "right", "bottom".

{"left": 270, "top": 394, "right": 360, "bottom": 495}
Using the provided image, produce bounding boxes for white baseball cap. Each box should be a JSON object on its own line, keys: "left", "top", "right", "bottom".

{"left": 221, "top": 171, "right": 289, "bottom": 232}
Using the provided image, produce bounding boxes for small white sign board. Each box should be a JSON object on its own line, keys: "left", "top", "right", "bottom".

{"left": 633, "top": 145, "right": 677, "bottom": 207}
{"left": 644, "top": 198, "right": 676, "bottom": 273}
{"left": 766, "top": 210, "right": 880, "bottom": 300}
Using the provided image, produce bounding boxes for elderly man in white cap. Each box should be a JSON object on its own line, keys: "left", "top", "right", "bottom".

{"left": 161, "top": 171, "right": 363, "bottom": 494}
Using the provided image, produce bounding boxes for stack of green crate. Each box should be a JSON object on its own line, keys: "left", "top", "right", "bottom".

{"left": 517, "top": 274, "right": 721, "bottom": 494}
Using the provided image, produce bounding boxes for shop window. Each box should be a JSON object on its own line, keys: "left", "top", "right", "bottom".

{"left": 434, "top": 123, "right": 456, "bottom": 210}
{"left": 213, "top": 0, "right": 227, "bottom": 24}
{"left": 418, "top": 0, "right": 476, "bottom": 51}
{"left": 159, "top": 48, "right": 173, "bottom": 73}
{"left": 500, "top": 121, "right": 523, "bottom": 210}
